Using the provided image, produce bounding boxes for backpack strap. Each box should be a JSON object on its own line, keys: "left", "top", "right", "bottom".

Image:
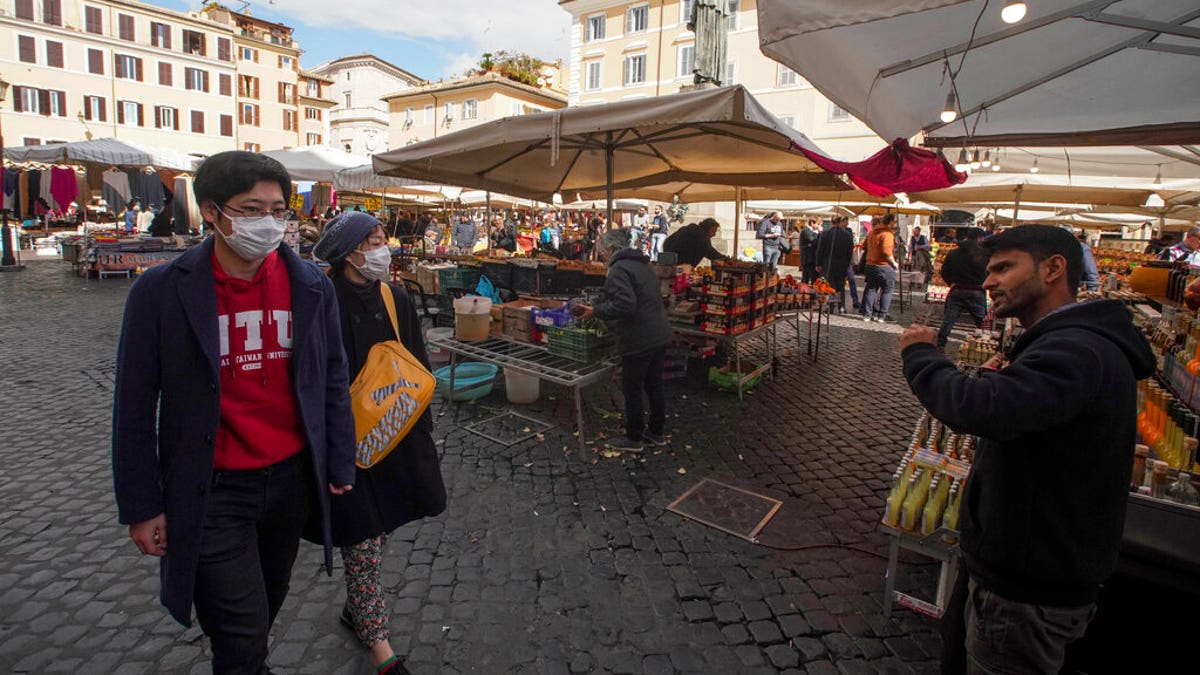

{"left": 379, "top": 284, "right": 401, "bottom": 339}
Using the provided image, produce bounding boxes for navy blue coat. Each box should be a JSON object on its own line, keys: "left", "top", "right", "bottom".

{"left": 111, "top": 238, "right": 357, "bottom": 626}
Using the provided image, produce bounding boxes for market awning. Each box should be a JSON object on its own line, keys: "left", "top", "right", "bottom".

{"left": 260, "top": 147, "right": 369, "bottom": 182}
{"left": 758, "top": 0, "right": 1200, "bottom": 150}
{"left": 3, "top": 137, "right": 199, "bottom": 171}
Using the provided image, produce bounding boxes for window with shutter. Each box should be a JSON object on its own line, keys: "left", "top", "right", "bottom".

{"left": 38, "top": 89, "right": 52, "bottom": 117}
{"left": 219, "top": 73, "right": 232, "bottom": 96}
{"left": 159, "top": 63, "right": 172, "bottom": 86}
{"left": 151, "top": 22, "right": 171, "bottom": 49}
{"left": 84, "top": 96, "right": 106, "bottom": 122}
{"left": 85, "top": 6, "right": 102, "bottom": 34}
{"left": 119, "top": 14, "right": 134, "bottom": 41}
{"left": 15, "top": 0, "right": 34, "bottom": 21}
{"left": 136, "top": 58, "right": 143, "bottom": 82}
{"left": 191, "top": 110, "right": 204, "bottom": 133}
{"left": 136, "top": 103, "right": 144, "bottom": 127}
{"left": 88, "top": 49, "right": 104, "bottom": 75}
{"left": 220, "top": 114, "right": 233, "bottom": 137}
{"left": 183, "top": 30, "right": 205, "bottom": 56}
{"left": 13, "top": 86, "right": 28, "bottom": 113}
{"left": 18, "top": 36, "right": 36, "bottom": 64}
{"left": 217, "top": 38, "right": 231, "bottom": 62}
{"left": 46, "top": 41, "right": 63, "bottom": 68}
{"left": 42, "top": 0, "right": 62, "bottom": 26}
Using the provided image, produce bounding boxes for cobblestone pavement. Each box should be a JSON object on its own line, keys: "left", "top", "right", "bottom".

{"left": 1, "top": 259, "right": 944, "bottom": 674}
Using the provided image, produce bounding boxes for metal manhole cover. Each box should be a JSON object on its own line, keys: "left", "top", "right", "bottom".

{"left": 464, "top": 411, "right": 554, "bottom": 447}
{"left": 667, "top": 478, "right": 783, "bottom": 542}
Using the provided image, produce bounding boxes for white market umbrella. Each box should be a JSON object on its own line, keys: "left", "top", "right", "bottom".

{"left": 3, "top": 137, "right": 198, "bottom": 171}
{"left": 261, "top": 147, "right": 369, "bottom": 182}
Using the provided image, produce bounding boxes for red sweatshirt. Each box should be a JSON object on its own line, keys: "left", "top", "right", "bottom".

{"left": 212, "top": 251, "right": 306, "bottom": 470}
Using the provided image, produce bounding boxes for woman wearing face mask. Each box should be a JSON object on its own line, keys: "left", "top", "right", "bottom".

{"left": 313, "top": 212, "right": 446, "bottom": 675}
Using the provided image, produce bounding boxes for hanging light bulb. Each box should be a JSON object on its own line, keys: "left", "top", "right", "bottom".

{"left": 1001, "top": 1, "right": 1027, "bottom": 24}
{"left": 955, "top": 148, "right": 971, "bottom": 173}
{"left": 981, "top": 149, "right": 992, "bottom": 168}
{"left": 991, "top": 161, "right": 1002, "bottom": 172}
{"left": 970, "top": 149, "right": 982, "bottom": 170}
{"left": 1030, "top": 158, "right": 1040, "bottom": 174}
{"left": 1152, "top": 167, "right": 1163, "bottom": 188}
{"left": 940, "top": 91, "right": 957, "bottom": 124}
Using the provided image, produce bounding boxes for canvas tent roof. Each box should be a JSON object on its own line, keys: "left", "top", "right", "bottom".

{"left": 758, "top": 0, "right": 1200, "bottom": 150}
{"left": 3, "top": 137, "right": 198, "bottom": 171}
{"left": 260, "top": 147, "right": 369, "bottom": 182}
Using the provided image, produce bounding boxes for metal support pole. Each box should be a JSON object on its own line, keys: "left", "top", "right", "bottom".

{"left": 605, "top": 134, "right": 615, "bottom": 229}
{"left": 733, "top": 187, "right": 742, "bottom": 256}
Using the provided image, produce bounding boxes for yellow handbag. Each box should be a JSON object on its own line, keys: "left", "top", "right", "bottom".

{"left": 349, "top": 286, "right": 435, "bottom": 469}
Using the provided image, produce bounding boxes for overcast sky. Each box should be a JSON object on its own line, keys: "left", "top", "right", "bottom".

{"left": 158, "top": 0, "right": 572, "bottom": 80}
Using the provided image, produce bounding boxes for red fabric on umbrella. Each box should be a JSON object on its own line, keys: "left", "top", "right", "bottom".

{"left": 792, "top": 138, "right": 966, "bottom": 197}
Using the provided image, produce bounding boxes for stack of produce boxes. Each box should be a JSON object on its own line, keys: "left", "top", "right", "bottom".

{"left": 700, "top": 262, "right": 777, "bottom": 335}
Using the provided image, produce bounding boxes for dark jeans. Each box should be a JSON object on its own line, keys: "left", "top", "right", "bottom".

{"left": 862, "top": 265, "right": 896, "bottom": 319}
{"left": 622, "top": 346, "right": 666, "bottom": 441}
{"left": 937, "top": 288, "right": 988, "bottom": 348}
{"left": 801, "top": 260, "right": 818, "bottom": 283}
{"left": 944, "top": 572, "right": 1096, "bottom": 675}
{"left": 845, "top": 265, "right": 860, "bottom": 308}
{"left": 193, "top": 452, "right": 315, "bottom": 674}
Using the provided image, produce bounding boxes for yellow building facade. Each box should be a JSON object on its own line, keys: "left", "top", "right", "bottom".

{"left": 383, "top": 72, "right": 566, "bottom": 149}
{"left": 560, "top": 0, "right": 884, "bottom": 160}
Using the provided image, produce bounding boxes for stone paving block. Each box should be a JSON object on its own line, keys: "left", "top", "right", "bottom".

{"left": 793, "top": 636, "right": 829, "bottom": 662}
{"left": 734, "top": 644, "right": 766, "bottom": 667}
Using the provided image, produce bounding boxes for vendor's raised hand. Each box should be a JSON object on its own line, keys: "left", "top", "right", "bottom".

{"left": 574, "top": 304, "right": 595, "bottom": 320}
{"left": 899, "top": 324, "right": 938, "bottom": 353}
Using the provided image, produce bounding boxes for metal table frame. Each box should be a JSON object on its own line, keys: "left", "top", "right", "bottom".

{"left": 881, "top": 525, "right": 960, "bottom": 619}
{"left": 671, "top": 321, "right": 778, "bottom": 400}
{"left": 429, "top": 335, "right": 616, "bottom": 460}
{"left": 777, "top": 293, "right": 838, "bottom": 362}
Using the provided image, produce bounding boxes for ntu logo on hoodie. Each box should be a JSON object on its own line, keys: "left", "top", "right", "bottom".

{"left": 218, "top": 310, "right": 293, "bottom": 372}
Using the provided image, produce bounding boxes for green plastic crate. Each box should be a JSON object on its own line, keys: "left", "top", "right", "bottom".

{"left": 543, "top": 325, "right": 614, "bottom": 363}
{"left": 437, "top": 266, "right": 482, "bottom": 291}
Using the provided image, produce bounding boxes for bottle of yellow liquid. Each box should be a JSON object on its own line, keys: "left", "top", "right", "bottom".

{"left": 882, "top": 464, "right": 912, "bottom": 527}
{"left": 942, "top": 477, "right": 964, "bottom": 531}
{"left": 900, "top": 468, "right": 934, "bottom": 531}
{"left": 921, "top": 473, "right": 952, "bottom": 536}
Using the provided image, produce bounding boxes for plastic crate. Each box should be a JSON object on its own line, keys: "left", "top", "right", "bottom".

{"left": 531, "top": 305, "right": 574, "bottom": 328}
{"left": 543, "top": 325, "right": 615, "bottom": 363}
{"left": 481, "top": 260, "right": 512, "bottom": 289}
{"left": 437, "top": 266, "right": 482, "bottom": 292}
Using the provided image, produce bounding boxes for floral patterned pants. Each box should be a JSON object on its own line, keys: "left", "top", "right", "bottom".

{"left": 341, "top": 535, "right": 389, "bottom": 647}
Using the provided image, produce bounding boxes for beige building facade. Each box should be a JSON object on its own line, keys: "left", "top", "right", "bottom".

{"left": 311, "top": 53, "right": 424, "bottom": 157}
{"left": 0, "top": 0, "right": 327, "bottom": 157}
{"left": 1, "top": 0, "right": 239, "bottom": 156}
{"left": 559, "top": 0, "right": 884, "bottom": 160}
{"left": 383, "top": 72, "right": 567, "bottom": 149}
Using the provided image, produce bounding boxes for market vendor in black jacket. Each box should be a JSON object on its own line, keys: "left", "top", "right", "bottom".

{"left": 575, "top": 229, "right": 671, "bottom": 453}
{"left": 314, "top": 211, "right": 446, "bottom": 675}
{"left": 661, "top": 217, "right": 729, "bottom": 266}
{"left": 898, "top": 225, "right": 1154, "bottom": 674}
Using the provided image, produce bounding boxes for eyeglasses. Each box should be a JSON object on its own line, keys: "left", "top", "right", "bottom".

{"left": 220, "top": 204, "right": 295, "bottom": 220}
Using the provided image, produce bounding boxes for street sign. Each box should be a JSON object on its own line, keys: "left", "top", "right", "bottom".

{"left": 363, "top": 197, "right": 383, "bottom": 211}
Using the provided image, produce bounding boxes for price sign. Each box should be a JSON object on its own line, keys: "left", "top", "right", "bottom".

{"left": 288, "top": 194, "right": 304, "bottom": 210}
{"left": 363, "top": 197, "right": 383, "bottom": 211}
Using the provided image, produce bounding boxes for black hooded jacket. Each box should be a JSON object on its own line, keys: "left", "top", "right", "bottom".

{"left": 902, "top": 300, "right": 1155, "bottom": 606}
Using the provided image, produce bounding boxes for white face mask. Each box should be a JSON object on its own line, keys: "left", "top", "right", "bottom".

{"left": 215, "top": 209, "right": 286, "bottom": 261}
{"left": 352, "top": 246, "right": 392, "bottom": 282}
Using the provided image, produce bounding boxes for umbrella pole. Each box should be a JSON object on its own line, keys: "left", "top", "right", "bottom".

{"left": 485, "top": 191, "right": 492, "bottom": 249}
{"left": 605, "top": 134, "right": 615, "bottom": 230}
{"left": 1012, "top": 184, "right": 1024, "bottom": 227}
{"left": 733, "top": 188, "right": 741, "bottom": 256}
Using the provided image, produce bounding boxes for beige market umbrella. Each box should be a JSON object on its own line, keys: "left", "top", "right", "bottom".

{"left": 372, "top": 85, "right": 850, "bottom": 224}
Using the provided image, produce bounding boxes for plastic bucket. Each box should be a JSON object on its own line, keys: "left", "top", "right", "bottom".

{"left": 504, "top": 368, "right": 540, "bottom": 404}
{"left": 433, "top": 362, "right": 499, "bottom": 401}
{"left": 425, "top": 327, "right": 454, "bottom": 363}
{"left": 454, "top": 296, "right": 493, "bottom": 342}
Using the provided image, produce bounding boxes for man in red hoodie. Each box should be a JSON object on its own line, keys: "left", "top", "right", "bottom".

{"left": 113, "top": 151, "right": 356, "bottom": 673}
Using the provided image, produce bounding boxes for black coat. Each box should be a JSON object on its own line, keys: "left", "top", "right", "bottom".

{"left": 325, "top": 275, "right": 446, "bottom": 547}
{"left": 594, "top": 249, "right": 671, "bottom": 356}
{"left": 800, "top": 226, "right": 820, "bottom": 265}
{"left": 814, "top": 227, "right": 854, "bottom": 290}
{"left": 662, "top": 224, "right": 726, "bottom": 266}
{"left": 902, "top": 300, "right": 1155, "bottom": 606}
{"left": 940, "top": 241, "right": 988, "bottom": 289}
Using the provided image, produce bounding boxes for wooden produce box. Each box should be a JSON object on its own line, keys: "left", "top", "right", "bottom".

{"left": 498, "top": 298, "right": 565, "bottom": 342}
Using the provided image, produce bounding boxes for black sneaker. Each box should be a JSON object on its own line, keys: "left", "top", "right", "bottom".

{"left": 607, "top": 436, "right": 645, "bottom": 453}
{"left": 643, "top": 432, "right": 668, "bottom": 447}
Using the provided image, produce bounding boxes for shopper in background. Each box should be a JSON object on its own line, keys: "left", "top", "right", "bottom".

{"left": 815, "top": 215, "right": 854, "bottom": 312}
{"left": 630, "top": 205, "right": 649, "bottom": 252}
{"left": 899, "top": 225, "right": 1155, "bottom": 674}
{"left": 1078, "top": 232, "right": 1101, "bottom": 291}
{"left": 314, "top": 212, "right": 446, "bottom": 675}
{"left": 800, "top": 217, "right": 821, "bottom": 283}
{"left": 1159, "top": 225, "right": 1200, "bottom": 265}
{"left": 756, "top": 211, "right": 785, "bottom": 271}
{"left": 935, "top": 227, "right": 990, "bottom": 350}
{"left": 937, "top": 226, "right": 959, "bottom": 244}
{"left": 862, "top": 214, "right": 899, "bottom": 322}
{"left": 136, "top": 202, "right": 155, "bottom": 233}
{"left": 662, "top": 218, "right": 729, "bottom": 267}
{"left": 451, "top": 214, "right": 477, "bottom": 251}
{"left": 574, "top": 229, "right": 670, "bottom": 454}
{"left": 908, "top": 225, "right": 933, "bottom": 279}
{"left": 649, "top": 205, "right": 670, "bottom": 261}
{"left": 112, "top": 151, "right": 356, "bottom": 674}
{"left": 124, "top": 199, "right": 140, "bottom": 234}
